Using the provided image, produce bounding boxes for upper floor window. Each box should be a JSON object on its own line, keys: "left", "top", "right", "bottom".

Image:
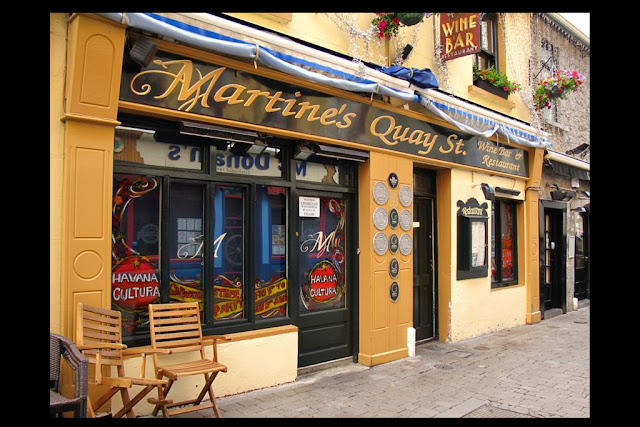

{"left": 473, "top": 13, "right": 497, "bottom": 71}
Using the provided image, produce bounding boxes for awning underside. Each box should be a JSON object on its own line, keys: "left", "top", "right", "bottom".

{"left": 99, "top": 12, "right": 552, "bottom": 150}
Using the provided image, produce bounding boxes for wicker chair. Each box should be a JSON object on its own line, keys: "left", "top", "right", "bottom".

{"left": 50, "top": 333, "right": 88, "bottom": 418}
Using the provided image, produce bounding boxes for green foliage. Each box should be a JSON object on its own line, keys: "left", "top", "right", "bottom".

{"left": 472, "top": 64, "right": 521, "bottom": 95}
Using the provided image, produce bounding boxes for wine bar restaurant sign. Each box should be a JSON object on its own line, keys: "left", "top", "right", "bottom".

{"left": 440, "top": 13, "right": 480, "bottom": 61}
{"left": 120, "top": 51, "right": 528, "bottom": 178}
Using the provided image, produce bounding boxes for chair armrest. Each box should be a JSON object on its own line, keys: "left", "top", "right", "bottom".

{"left": 77, "top": 343, "right": 127, "bottom": 351}
{"left": 202, "top": 335, "right": 231, "bottom": 344}
{"left": 122, "top": 347, "right": 171, "bottom": 356}
{"left": 55, "top": 334, "right": 89, "bottom": 400}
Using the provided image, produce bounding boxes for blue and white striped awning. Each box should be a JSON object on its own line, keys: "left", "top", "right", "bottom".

{"left": 97, "top": 12, "right": 551, "bottom": 149}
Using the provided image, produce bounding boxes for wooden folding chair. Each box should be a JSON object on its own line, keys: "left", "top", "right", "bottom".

{"left": 75, "top": 303, "right": 169, "bottom": 418}
{"left": 147, "top": 302, "right": 230, "bottom": 418}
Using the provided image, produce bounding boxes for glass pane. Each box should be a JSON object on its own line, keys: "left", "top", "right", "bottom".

{"left": 491, "top": 202, "right": 496, "bottom": 281}
{"left": 111, "top": 174, "right": 161, "bottom": 338}
{"left": 213, "top": 185, "right": 245, "bottom": 321}
{"left": 471, "top": 220, "right": 486, "bottom": 267}
{"left": 254, "top": 186, "right": 288, "bottom": 320}
{"left": 169, "top": 182, "right": 205, "bottom": 311}
{"left": 114, "top": 127, "right": 203, "bottom": 170}
{"left": 481, "top": 16, "right": 495, "bottom": 54}
{"left": 216, "top": 147, "right": 282, "bottom": 178}
{"left": 500, "top": 202, "right": 515, "bottom": 281}
{"left": 296, "top": 158, "right": 349, "bottom": 185}
{"left": 299, "top": 198, "right": 347, "bottom": 312}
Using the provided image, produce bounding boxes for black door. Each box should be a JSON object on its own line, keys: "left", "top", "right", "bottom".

{"left": 294, "top": 191, "right": 354, "bottom": 367}
{"left": 413, "top": 196, "right": 435, "bottom": 341}
{"left": 540, "top": 203, "right": 566, "bottom": 316}
{"left": 574, "top": 211, "right": 589, "bottom": 300}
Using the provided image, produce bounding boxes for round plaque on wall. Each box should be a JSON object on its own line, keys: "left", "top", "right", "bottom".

{"left": 389, "top": 258, "right": 399, "bottom": 278}
{"left": 390, "top": 282, "right": 399, "bottom": 302}
{"left": 399, "top": 209, "right": 412, "bottom": 231}
{"left": 399, "top": 233, "right": 412, "bottom": 256}
{"left": 389, "top": 233, "right": 399, "bottom": 253}
{"left": 388, "top": 172, "right": 399, "bottom": 189}
{"left": 373, "top": 207, "right": 389, "bottom": 230}
{"left": 389, "top": 209, "right": 399, "bottom": 229}
{"left": 373, "top": 181, "right": 388, "bottom": 205}
{"left": 399, "top": 185, "right": 412, "bottom": 207}
{"left": 373, "top": 232, "right": 389, "bottom": 255}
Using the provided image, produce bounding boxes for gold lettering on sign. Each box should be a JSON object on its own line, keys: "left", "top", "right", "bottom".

{"left": 129, "top": 60, "right": 356, "bottom": 130}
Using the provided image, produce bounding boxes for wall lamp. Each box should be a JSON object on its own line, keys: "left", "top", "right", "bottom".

{"left": 476, "top": 183, "right": 495, "bottom": 201}
{"left": 293, "top": 143, "right": 315, "bottom": 160}
{"left": 129, "top": 36, "right": 158, "bottom": 67}
{"left": 180, "top": 121, "right": 265, "bottom": 153}
{"left": 571, "top": 206, "right": 587, "bottom": 213}
{"left": 550, "top": 183, "right": 575, "bottom": 201}
{"left": 293, "top": 142, "right": 370, "bottom": 162}
{"left": 494, "top": 187, "right": 521, "bottom": 197}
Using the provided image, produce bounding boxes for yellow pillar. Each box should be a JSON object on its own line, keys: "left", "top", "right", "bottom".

{"left": 525, "top": 148, "right": 545, "bottom": 324}
{"left": 60, "top": 13, "right": 125, "bottom": 339}
{"left": 358, "top": 152, "right": 413, "bottom": 366}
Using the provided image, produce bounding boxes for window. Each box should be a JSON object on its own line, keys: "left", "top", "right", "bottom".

{"left": 491, "top": 199, "right": 518, "bottom": 287}
{"left": 111, "top": 114, "right": 358, "bottom": 345}
{"left": 473, "top": 13, "right": 497, "bottom": 71}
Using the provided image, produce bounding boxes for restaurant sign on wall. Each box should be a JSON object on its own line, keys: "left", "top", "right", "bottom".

{"left": 120, "top": 51, "right": 528, "bottom": 178}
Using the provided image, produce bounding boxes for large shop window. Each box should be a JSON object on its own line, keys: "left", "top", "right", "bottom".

{"left": 491, "top": 199, "right": 518, "bottom": 288}
{"left": 111, "top": 116, "right": 359, "bottom": 345}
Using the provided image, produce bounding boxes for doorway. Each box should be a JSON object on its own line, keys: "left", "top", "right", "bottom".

{"left": 539, "top": 201, "right": 566, "bottom": 318}
{"left": 574, "top": 210, "right": 589, "bottom": 300}
{"left": 413, "top": 169, "right": 437, "bottom": 342}
{"left": 294, "top": 190, "right": 355, "bottom": 367}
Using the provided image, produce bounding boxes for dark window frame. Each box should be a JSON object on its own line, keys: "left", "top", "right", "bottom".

{"left": 113, "top": 113, "right": 357, "bottom": 346}
{"left": 491, "top": 198, "right": 519, "bottom": 289}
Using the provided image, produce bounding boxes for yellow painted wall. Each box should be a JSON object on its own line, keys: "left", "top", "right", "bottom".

{"left": 110, "top": 328, "right": 298, "bottom": 417}
{"left": 358, "top": 152, "right": 413, "bottom": 366}
{"left": 51, "top": 12, "right": 69, "bottom": 335}
{"left": 440, "top": 168, "right": 527, "bottom": 342}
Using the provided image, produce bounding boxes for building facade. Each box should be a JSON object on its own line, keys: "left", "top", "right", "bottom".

{"left": 50, "top": 12, "right": 588, "bottom": 416}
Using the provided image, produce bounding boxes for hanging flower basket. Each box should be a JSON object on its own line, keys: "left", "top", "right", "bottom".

{"left": 472, "top": 64, "right": 521, "bottom": 98}
{"left": 372, "top": 13, "right": 400, "bottom": 39}
{"left": 533, "top": 70, "right": 586, "bottom": 111}
{"left": 397, "top": 13, "right": 424, "bottom": 26}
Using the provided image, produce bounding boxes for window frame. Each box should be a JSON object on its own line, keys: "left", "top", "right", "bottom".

{"left": 473, "top": 13, "right": 498, "bottom": 72}
{"left": 112, "top": 113, "right": 357, "bottom": 346}
{"left": 491, "top": 198, "right": 519, "bottom": 289}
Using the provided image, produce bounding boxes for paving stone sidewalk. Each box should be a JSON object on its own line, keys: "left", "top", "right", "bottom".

{"left": 175, "top": 306, "right": 590, "bottom": 418}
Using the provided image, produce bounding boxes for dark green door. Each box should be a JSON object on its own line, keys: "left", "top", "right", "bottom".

{"left": 413, "top": 196, "right": 435, "bottom": 341}
{"left": 295, "top": 191, "right": 353, "bottom": 367}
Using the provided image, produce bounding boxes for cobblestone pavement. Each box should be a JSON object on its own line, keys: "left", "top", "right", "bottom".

{"left": 170, "top": 306, "right": 589, "bottom": 418}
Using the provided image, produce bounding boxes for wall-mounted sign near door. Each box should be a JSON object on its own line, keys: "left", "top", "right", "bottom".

{"left": 389, "top": 258, "right": 399, "bottom": 278}
{"left": 390, "top": 282, "right": 399, "bottom": 302}
{"left": 388, "top": 172, "right": 399, "bottom": 189}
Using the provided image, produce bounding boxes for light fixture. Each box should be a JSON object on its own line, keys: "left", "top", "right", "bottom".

{"left": 571, "top": 206, "right": 587, "bottom": 213}
{"left": 495, "top": 187, "right": 521, "bottom": 196}
{"left": 581, "top": 190, "right": 590, "bottom": 197}
{"left": 229, "top": 139, "right": 266, "bottom": 156}
{"left": 293, "top": 143, "right": 315, "bottom": 161}
{"left": 480, "top": 183, "right": 495, "bottom": 201}
{"left": 129, "top": 37, "right": 158, "bottom": 67}
{"left": 401, "top": 44, "right": 414, "bottom": 60}
{"left": 312, "top": 143, "right": 370, "bottom": 162}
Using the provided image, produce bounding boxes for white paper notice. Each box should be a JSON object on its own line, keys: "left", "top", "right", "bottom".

{"left": 299, "top": 197, "right": 320, "bottom": 217}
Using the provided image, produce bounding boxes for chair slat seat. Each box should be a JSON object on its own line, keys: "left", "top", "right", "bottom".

{"left": 148, "top": 302, "right": 229, "bottom": 418}
{"left": 158, "top": 359, "right": 227, "bottom": 378}
{"left": 76, "top": 303, "right": 168, "bottom": 418}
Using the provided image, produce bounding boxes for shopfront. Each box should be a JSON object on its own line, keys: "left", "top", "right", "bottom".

{"left": 55, "top": 13, "right": 547, "bottom": 413}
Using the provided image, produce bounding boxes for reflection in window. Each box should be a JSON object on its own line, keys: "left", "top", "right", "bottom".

{"left": 213, "top": 185, "right": 245, "bottom": 321}
{"left": 299, "top": 198, "right": 347, "bottom": 312}
{"left": 254, "top": 186, "right": 287, "bottom": 320}
{"left": 169, "top": 182, "right": 205, "bottom": 309}
{"left": 491, "top": 199, "right": 517, "bottom": 287}
{"left": 216, "top": 147, "right": 282, "bottom": 178}
{"left": 296, "top": 158, "right": 349, "bottom": 185}
{"left": 111, "top": 174, "right": 161, "bottom": 337}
